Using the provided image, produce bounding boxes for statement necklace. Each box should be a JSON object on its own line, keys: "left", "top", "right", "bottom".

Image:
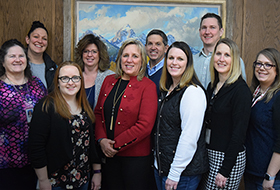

{"left": 110, "top": 79, "right": 126, "bottom": 130}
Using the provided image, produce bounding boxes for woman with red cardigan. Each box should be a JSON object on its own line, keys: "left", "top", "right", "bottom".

{"left": 94, "top": 38, "right": 158, "bottom": 190}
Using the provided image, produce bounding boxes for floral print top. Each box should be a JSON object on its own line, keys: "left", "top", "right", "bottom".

{"left": 50, "top": 112, "right": 91, "bottom": 189}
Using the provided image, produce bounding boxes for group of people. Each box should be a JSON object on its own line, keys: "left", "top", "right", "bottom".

{"left": 0, "top": 12, "right": 279, "bottom": 190}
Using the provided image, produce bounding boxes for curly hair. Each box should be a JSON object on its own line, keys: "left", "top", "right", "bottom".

{"left": 75, "top": 34, "right": 110, "bottom": 72}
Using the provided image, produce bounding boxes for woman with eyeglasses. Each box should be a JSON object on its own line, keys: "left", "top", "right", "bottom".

{"left": 29, "top": 61, "right": 101, "bottom": 190}
{"left": 202, "top": 38, "right": 251, "bottom": 190}
{"left": 244, "top": 48, "right": 280, "bottom": 190}
{"left": 75, "top": 34, "right": 114, "bottom": 110}
{"left": 0, "top": 39, "right": 47, "bottom": 190}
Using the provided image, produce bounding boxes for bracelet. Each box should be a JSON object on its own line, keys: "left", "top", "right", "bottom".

{"left": 94, "top": 169, "right": 101, "bottom": 174}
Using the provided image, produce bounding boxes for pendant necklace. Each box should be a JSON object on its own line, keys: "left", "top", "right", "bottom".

{"left": 6, "top": 75, "right": 34, "bottom": 123}
{"left": 6, "top": 75, "right": 31, "bottom": 103}
{"left": 86, "top": 86, "right": 93, "bottom": 100}
{"left": 110, "top": 79, "right": 126, "bottom": 130}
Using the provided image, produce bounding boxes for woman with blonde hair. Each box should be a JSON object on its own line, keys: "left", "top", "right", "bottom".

{"left": 94, "top": 38, "right": 157, "bottom": 189}
{"left": 202, "top": 38, "right": 251, "bottom": 189}
{"left": 29, "top": 61, "right": 101, "bottom": 190}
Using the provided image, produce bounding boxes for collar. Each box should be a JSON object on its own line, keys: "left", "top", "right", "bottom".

{"left": 199, "top": 49, "right": 212, "bottom": 58}
{"left": 147, "top": 58, "right": 164, "bottom": 76}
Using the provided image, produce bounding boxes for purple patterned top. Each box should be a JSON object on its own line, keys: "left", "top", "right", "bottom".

{"left": 0, "top": 76, "right": 47, "bottom": 169}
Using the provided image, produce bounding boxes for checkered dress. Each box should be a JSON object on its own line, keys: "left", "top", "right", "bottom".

{"left": 202, "top": 149, "right": 246, "bottom": 190}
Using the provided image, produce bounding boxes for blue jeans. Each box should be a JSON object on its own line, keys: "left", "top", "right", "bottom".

{"left": 52, "top": 182, "right": 89, "bottom": 190}
{"left": 244, "top": 172, "right": 280, "bottom": 190}
{"left": 154, "top": 168, "right": 201, "bottom": 190}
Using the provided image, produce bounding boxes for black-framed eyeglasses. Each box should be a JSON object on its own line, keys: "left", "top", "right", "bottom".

{"left": 58, "top": 76, "right": 81, "bottom": 83}
{"left": 83, "top": 50, "right": 98, "bottom": 54}
{"left": 253, "top": 61, "right": 276, "bottom": 70}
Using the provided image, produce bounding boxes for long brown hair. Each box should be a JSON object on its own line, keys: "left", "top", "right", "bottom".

{"left": 42, "top": 61, "right": 95, "bottom": 122}
{"left": 160, "top": 41, "right": 203, "bottom": 91}
{"left": 251, "top": 48, "right": 280, "bottom": 102}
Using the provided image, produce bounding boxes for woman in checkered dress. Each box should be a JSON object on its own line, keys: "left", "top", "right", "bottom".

{"left": 202, "top": 38, "right": 251, "bottom": 189}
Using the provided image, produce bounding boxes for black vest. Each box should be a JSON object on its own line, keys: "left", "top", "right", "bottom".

{"left": 154, "top": 86, "right": 208, "bottom": 176}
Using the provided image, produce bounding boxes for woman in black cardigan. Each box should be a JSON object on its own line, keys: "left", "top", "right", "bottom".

{"left": 29, "top": 61, "right": 101, "bottom": 190}
{"left": 202, "top": 38, "right": 251, "bottom": 189}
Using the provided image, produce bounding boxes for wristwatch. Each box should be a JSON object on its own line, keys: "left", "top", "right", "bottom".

{"left": 264, "top": 173, "right": 276, "bottom": 180}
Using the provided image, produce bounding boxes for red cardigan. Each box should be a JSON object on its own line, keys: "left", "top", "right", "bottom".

{"left": 94, "top": 75, "right": 158, "bottom": 157}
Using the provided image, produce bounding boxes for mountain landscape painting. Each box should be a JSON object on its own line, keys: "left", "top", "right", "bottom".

{"left": 76, "top": 1, "right": 220, "bottom": 62}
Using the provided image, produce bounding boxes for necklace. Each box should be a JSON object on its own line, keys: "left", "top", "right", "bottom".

{"left": 86, "top": 86, "right": 93, "bottom": 100}
{"left": 6, "top": 75, "right": 31, "bottom": 103}
{"left": 110, "top": 79, "right": 126, "bottom": 130}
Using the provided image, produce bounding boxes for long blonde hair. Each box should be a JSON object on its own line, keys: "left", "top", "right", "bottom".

{"left": 210, "top": 38, "right": 242, "bottom": 88}
{"left": 114, "top": 38, "right": 147, "bottom": 81}
{"left": 42, "top": 61, "right": 95, "bottom": 122}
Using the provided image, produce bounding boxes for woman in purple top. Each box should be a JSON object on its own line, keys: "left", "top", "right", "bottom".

{"left": 0, "top": 39, "right": 47, "bottom": 189}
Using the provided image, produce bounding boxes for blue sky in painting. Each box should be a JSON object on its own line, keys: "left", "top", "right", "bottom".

{"left": 77, "top": 2, "right": 220, "bottom": 50}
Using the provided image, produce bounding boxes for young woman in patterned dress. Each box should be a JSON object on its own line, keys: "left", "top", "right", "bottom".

{"left": 29, "top": 61, "right": 101, "bottom": 190}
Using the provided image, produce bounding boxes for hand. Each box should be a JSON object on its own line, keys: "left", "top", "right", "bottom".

{"left": 215, "top": 173, "right": 227, "bottom": 188}
{"left": 38, "top": 178, "right": 51, "bottom": 190}
{"left": 99, "top": 138, "right": 118, "bottom": 158}
{"left": 91, "top": 173, "right": 102, "bottom": 190}
{"left": 263, "top": 179, "right": 275, "bottom": 190}
{"left": 165, "top": 178, "right": 178, "bottom": 190}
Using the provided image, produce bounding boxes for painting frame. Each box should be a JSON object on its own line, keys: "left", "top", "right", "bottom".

{"left": 63, "top": 0, "right": 226, "bottom": 61}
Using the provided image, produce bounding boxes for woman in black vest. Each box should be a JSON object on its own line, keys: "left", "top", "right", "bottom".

{"left": 154, "top": 41, "right": 208, "bottom": 190}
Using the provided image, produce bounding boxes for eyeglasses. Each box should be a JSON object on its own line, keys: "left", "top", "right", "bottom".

{"left": 58, "top": 76, "right": 81, "bottom": 83}
{"left": 83, "top": 50, "right": 98, "bottom": 55}
{"left": 253, "top": 61, "right": 276, "bottom": 70}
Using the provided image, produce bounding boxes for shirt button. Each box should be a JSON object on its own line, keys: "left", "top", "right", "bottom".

{"left": 120, "top": 108, "right": 123, "bottom": 111}
{"left": 100, "top": 107, "right": 102, "bottom": 109}
{"left": 118, "top": 122, "right": 120, "bottom": 125}
{"left": 128, "top": 85, "right": 131, "bottom": 87}
{"left": 104, "top": 94, "right": 107, "bottom": 96}
{"left": 124, "top": 95, "right": 126, "bottom": 98}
